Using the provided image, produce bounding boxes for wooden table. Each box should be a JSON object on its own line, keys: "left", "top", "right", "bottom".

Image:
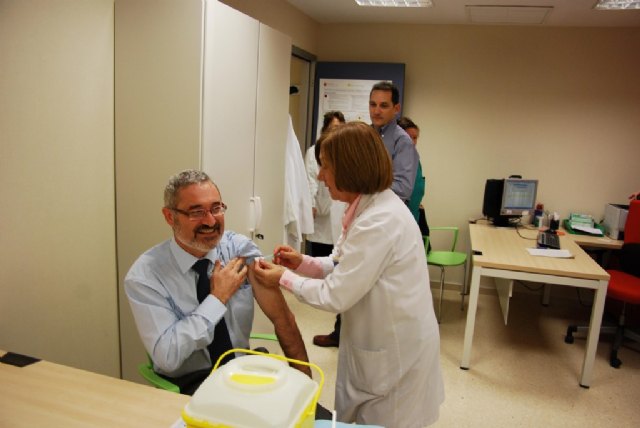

{"left": 461, "top": 224, "right": 610, "bottom": 388}
{"left": 565, "top": 231, "right": 623, "bottom": 250}
{"left": 0, "top": 350, "right": 189, "bottom": 427}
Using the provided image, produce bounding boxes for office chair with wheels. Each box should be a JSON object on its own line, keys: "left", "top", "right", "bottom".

{"left": 424, "top": 226, "right": 468, "bottom": 323}
{"left": 138, "top": 332, "right": 278, "bottom": 393}
{"left": 565, "top": 199, "right": 640, "bottom": 368}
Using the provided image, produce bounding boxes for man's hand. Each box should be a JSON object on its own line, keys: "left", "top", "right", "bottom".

{"left": 211, "top": 258, "right": 247, "bottom": 304}
{"left": 248, "top": 263, "right": 311, "bottom": 377}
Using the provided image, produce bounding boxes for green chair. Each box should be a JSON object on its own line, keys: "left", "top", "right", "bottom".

{"left": 424, "top": 227, "right": 468, "bottom": 323}
{"left": 138, "top": 354, "right": 181, "bottom": 393}
{"left": 138, "top": 332, "right": 278, "bottom": 393}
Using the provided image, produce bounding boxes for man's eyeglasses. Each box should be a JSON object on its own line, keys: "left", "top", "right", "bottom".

{"left": 171, "top": 203, "right": 227, "bottom": 220}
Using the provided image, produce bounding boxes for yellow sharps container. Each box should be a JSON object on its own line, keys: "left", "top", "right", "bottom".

{"left": 182, "top": 349, "right": 324, "bottom": 428}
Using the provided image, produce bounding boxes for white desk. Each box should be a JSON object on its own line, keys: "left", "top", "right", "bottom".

{"left": 461, "top": 224, "right": 610, "bottom": 388}
{"left": 0, "top": 350, "right": 189, "bottom": 427}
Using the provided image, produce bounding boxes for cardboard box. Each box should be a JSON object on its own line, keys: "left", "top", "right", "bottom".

{"left": 603, "top": 203, "right": 629, "bottom": 240}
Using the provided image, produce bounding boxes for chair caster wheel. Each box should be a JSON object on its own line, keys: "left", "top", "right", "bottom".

{"left": 564, "top": 325, "right": 577, "bottom": 344}
{"left": 610, "top": 350, "right": 622, "bottom": 368}
{"left": 610, "top": 357, "right": 622, "bottom": 368}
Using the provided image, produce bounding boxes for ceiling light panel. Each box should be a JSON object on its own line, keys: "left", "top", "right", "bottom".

{"left": 467, "top": 6, "right": 552, "bottom": 25}
{"left": 594, "top": 0, "right": 640, "bottom": 10}
{"left": 355, "top": 0, "right": 433, "bottom": 7}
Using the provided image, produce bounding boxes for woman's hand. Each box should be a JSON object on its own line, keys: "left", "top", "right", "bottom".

{"left": 272, "top": 245, "right": 303, "bottom": 270}
{"left": 250, "top": 258, "right": 287, "bottom": 288}
{"left": 248, "top": 263, "right": 288, "bottom": 319}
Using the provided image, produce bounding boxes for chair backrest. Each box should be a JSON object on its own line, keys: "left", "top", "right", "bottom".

{"left": 624, "top": 199, "right": 640, "bottom": 244}
{"left": 620, "top": 243, "right": 640, "bottom": 277}
{"left": 616, "top": 200, "right": 640, "bottom": 278}
{"left": 138, "top": 354, "right": 180, "bottom": 393}
{"left": 424, "top": 227, "right": 460, "bottom": 254}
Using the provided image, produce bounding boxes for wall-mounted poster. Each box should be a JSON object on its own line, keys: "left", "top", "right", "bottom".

{"left": 312, "top": 62, "right": 405, "bottom": 143}
{"left": 317, "top": 78, "right": 379, "bottom": 138}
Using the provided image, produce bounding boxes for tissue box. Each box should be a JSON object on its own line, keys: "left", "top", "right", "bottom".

{"left": 569, "top": 213, "right": 594, "bottom": 229}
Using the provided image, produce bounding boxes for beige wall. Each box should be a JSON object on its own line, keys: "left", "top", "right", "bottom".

{"left": 317, "top": 24, "right": 640, "bottom": 283}
{"left": 0, "top": 0, "right": 119, "bottom": 376}
{"left": 220, "top": 0, "right": 319, "bottom": 53}
{"left": 2, "top": 0, "right": 639, "bottom": 377}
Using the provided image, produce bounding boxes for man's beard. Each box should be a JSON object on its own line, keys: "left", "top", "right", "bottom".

{"left": 175, "top": 221, "right": 222, "bottom": 254}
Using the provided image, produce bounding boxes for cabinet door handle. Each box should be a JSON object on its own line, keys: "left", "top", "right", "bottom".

{"left": 249, "top": 196, "right": 262, "bottom": 233}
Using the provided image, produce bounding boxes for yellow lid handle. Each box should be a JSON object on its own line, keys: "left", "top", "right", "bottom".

{"left": 212, "top": 348, "right": 325, "bottom": 405}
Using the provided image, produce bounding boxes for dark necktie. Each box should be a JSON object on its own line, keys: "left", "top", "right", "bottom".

{"left": 192, "top": 259, "right": 234, "bottom": 367}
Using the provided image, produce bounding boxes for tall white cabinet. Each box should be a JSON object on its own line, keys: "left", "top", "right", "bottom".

{"left": 115, "top": 0, "right": 291, "bottom": 381}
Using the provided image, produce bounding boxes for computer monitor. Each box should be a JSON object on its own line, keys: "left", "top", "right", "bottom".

{"left": 482, "top": 177, "right": 538, "bottom": 227}
{"left": 501, "top": 178, "right": 538, "bottom": 216}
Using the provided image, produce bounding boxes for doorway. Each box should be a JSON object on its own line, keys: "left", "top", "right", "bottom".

{"left": 289, "top": 46, "right": 316, "bottom": 154}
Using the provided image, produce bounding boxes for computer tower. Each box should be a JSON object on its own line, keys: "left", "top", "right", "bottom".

{"left": 482, "top": 179, "right": 504, "bottom": 220}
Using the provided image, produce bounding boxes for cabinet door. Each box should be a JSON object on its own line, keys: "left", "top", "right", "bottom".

{"left": 201, "top": 0, "right": 259, "bottom": 237}
{"left": 253, "top": 23, "right": 292, "bottom": 254}
{"left": 115, "top": 0, "right": 205, "bottom": 381}
{"left": 202, "top": 2, "right": 291, "bottom": 256}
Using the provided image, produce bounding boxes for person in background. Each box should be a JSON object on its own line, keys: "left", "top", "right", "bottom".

{"left": 369, "top": 81, "right": 419, "bottom": 204}
{"left": 397, "top": 116, "right": 431, "bottom": 241}
{"left": 124, "top": 169, "right": 310, "bottom": 395}
{"left": 306, "top": 111, "right": 346, "bottom": 348}
{"left": 252, "top": 122, "right": 444, "bottom": 428}
{"left": 305, "top": 110, "right": 346, "bottom": 257}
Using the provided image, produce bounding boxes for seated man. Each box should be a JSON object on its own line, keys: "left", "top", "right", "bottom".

{"left": 125, "top": 169, "right": 310, "bottom": 395}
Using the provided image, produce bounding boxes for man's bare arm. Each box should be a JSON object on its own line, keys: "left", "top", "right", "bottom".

{"left": 248, "top": 266, "right": 312, "bottom": 377}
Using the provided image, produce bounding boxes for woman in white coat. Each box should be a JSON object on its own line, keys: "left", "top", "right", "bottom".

{"left": 252, "top": 121, "right": 444, "bottom": 428}
{"left": 305, "top": 110, "right": 346, "bottom": 257}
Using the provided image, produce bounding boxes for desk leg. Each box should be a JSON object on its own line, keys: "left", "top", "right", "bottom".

{"left": 579, "top": 279, "right": 608, "bottom": 388}
{"left": 542, "top": 283, "right": 551, "bottom": 306}
{"left": 495, "top": 278, "right": 513, "bottom": 326}
{"left": 461, "top": 267, "right": 482, "bottom": 369}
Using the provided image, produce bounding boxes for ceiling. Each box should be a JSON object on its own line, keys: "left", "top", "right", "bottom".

{"left": 286, "top": 0, "right": 640, "bottom": 27}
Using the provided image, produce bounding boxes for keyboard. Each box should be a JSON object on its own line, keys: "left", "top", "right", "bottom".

{"left": 537, "top": 231, "right": 561, "bottom": 250}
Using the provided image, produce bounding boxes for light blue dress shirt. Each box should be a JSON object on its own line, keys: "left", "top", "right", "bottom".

{"left": 377, "top": 121, "right": 419, "bottom": 202}
{"left": 125, "top": 231, "right": 261, "bottom": 378}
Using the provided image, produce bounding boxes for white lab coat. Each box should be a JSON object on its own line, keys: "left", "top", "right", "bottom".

{"left": 290, "top": 189, "right": 444, "bottom": 428}
{"left": 304, "top": 144, "right": 345, "bottom": 245}
{"left": 283, "top": 116, "right": 313, "bottom": 251}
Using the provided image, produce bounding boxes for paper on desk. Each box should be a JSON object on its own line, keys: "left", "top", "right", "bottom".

{"left": 171, "top": 419, "right": 186, "bottom": 428}
{"left": 315, "top": 421, "right": 384, "bottom": 428}
{"left": 172, "top": 418, "right": 383, "bottom": 428}
{"left": 527, "top": 248, "right": 574, "bottom": 258}
{"left": 572, "top": 225, "right": 603, "bottom": 236}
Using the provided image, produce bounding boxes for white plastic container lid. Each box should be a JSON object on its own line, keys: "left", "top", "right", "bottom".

{"left": 183, "top": 354, "right": 318, "bottom": 428}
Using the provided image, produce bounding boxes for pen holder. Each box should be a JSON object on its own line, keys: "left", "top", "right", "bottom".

{"left": 549, "top": 218, "right": 560, "bottom": 232}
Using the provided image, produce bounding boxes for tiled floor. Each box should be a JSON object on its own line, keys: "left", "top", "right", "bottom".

{"left": 253, "top": 284, "right": 640, "bottom": 427}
